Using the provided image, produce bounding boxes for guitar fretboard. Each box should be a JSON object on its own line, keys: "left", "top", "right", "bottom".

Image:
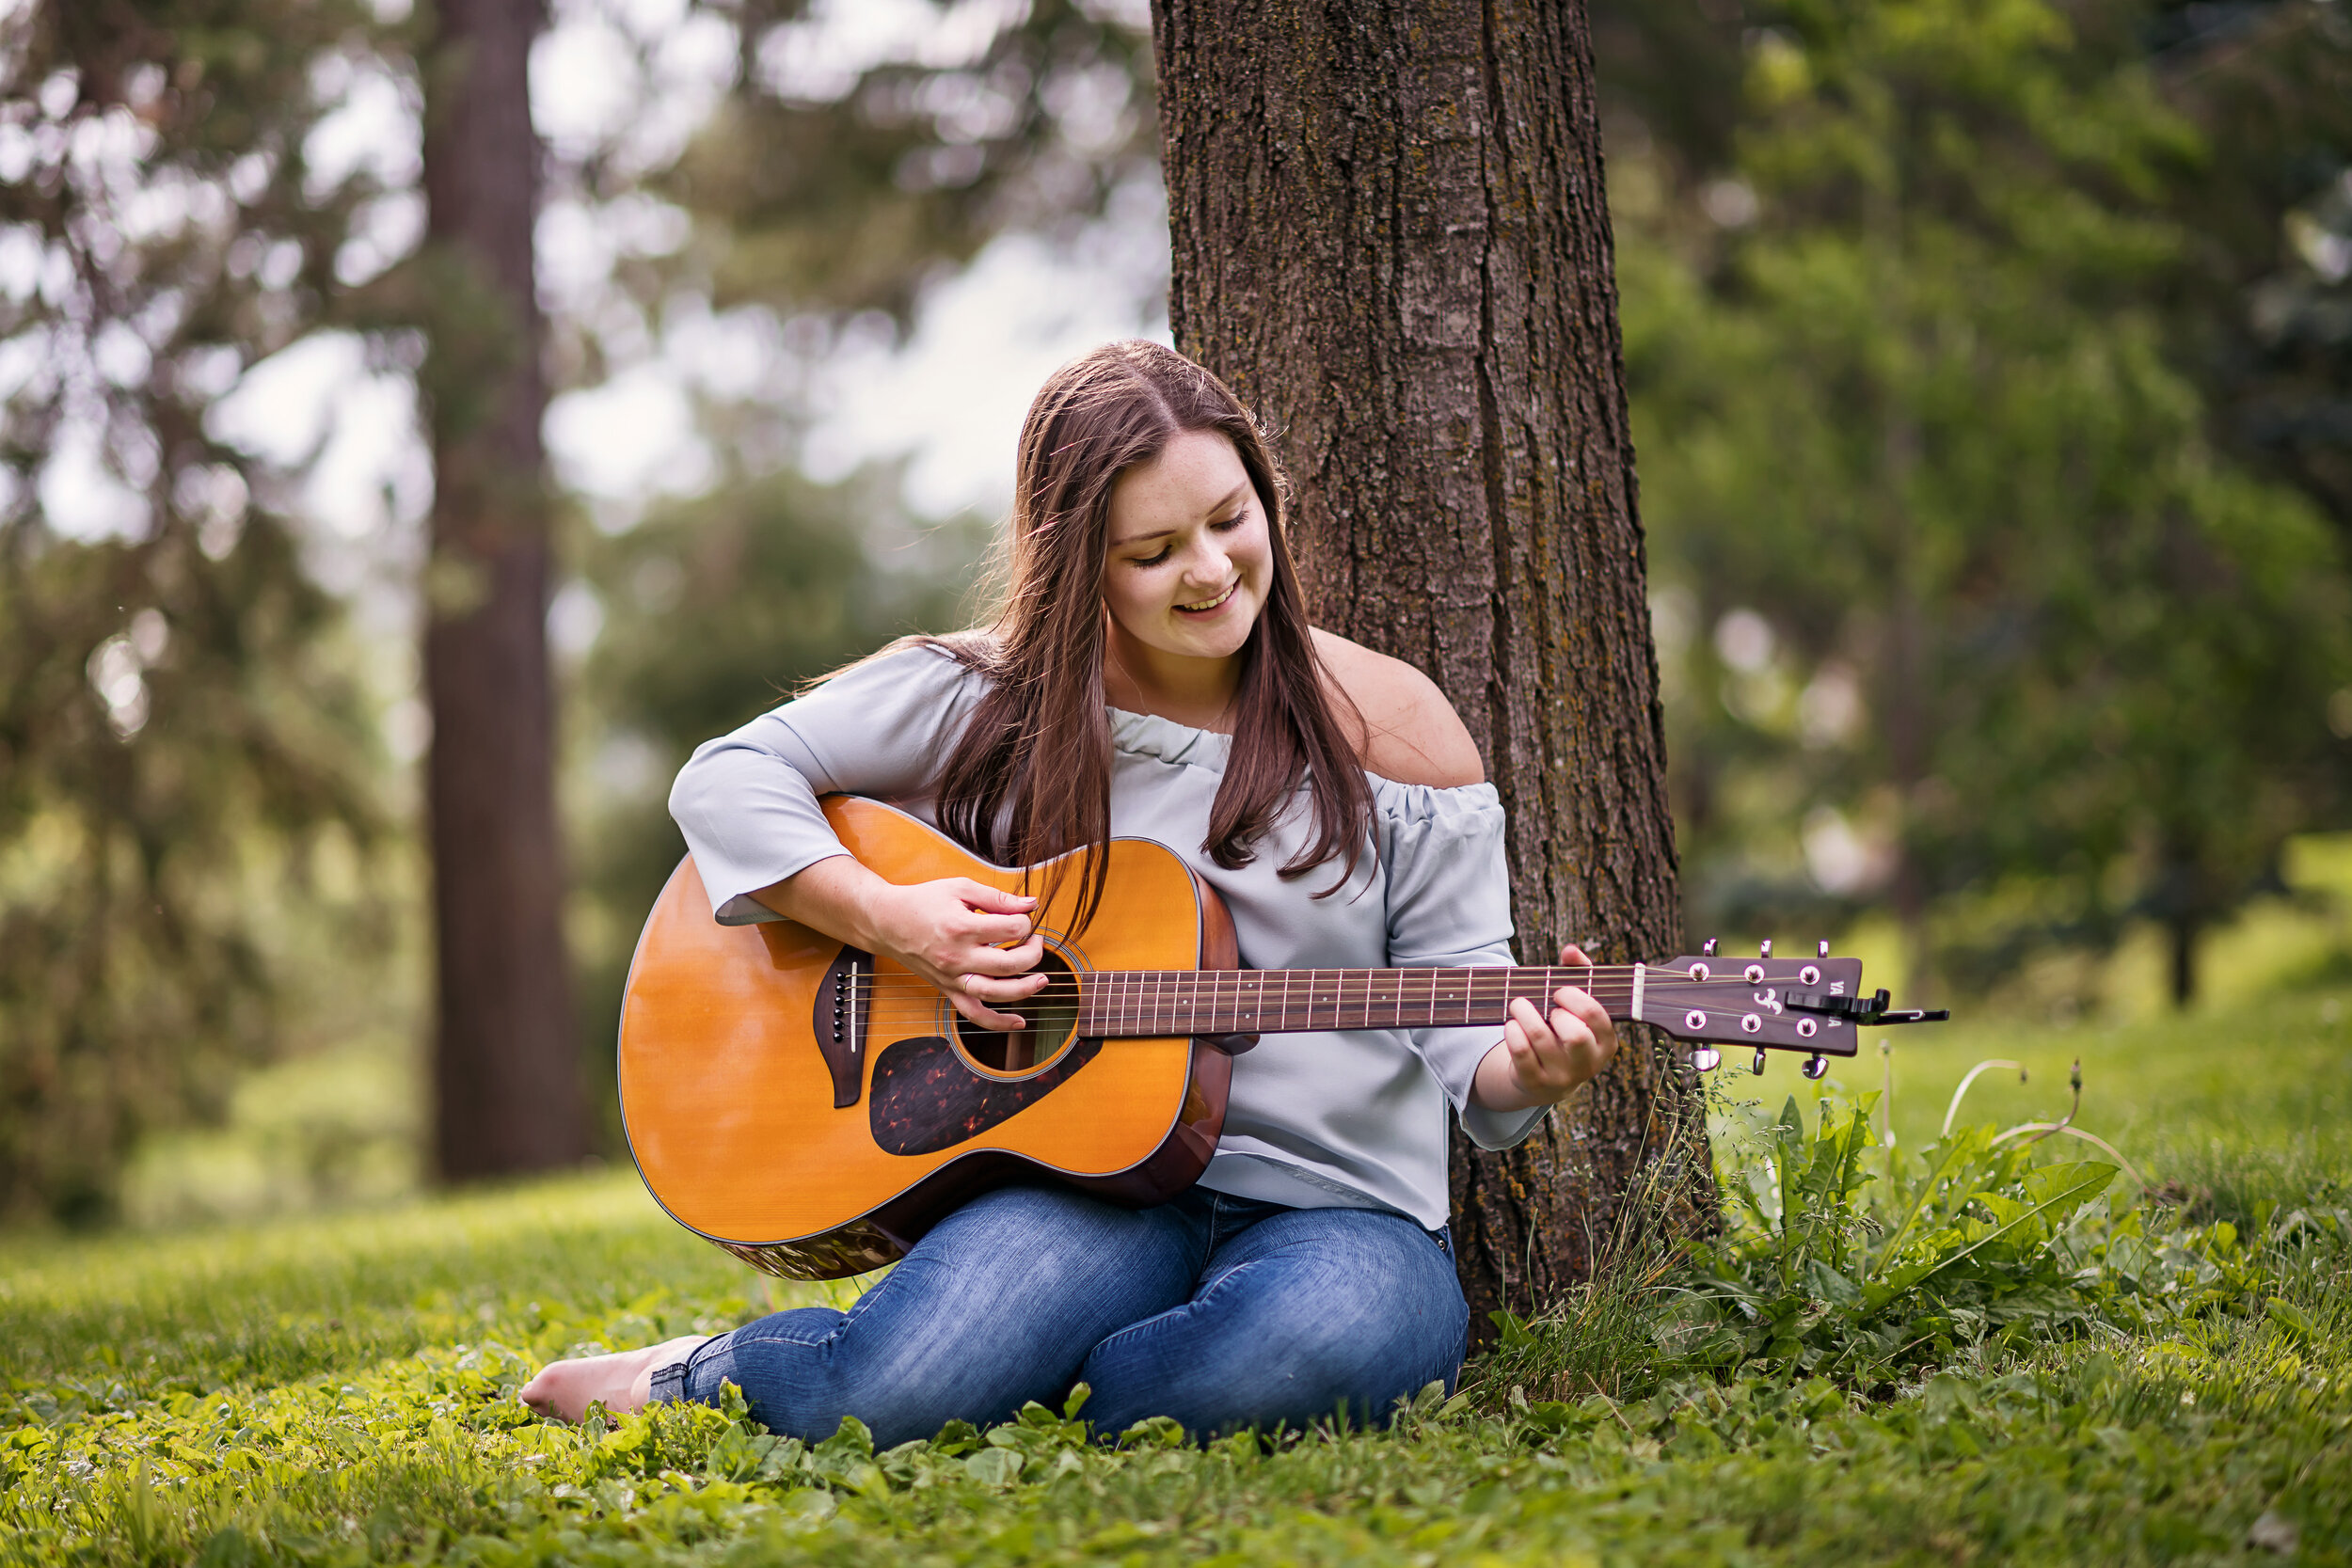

{"left": 1071, "top": 966, "right": 1643, "bottom": 1037}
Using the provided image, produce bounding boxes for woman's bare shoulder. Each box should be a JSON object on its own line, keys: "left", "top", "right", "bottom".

{"left": 1311, "top": 628, "right": 1486, "bottom": 788}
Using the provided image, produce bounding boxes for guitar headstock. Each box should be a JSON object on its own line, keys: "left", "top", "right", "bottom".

{"left": 1641, "top": 939, "right": 1884, "bottom": 1078}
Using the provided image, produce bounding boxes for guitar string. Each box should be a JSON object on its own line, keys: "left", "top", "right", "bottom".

{"left": 839, "top": 996, "right": 1842, "bottom": 1052}
{"left": 835, "top": 974, "right": 1819, "bottom": 1004}
{"left": 840, "top": 986, "right": 1813, "bottom": 1026}
{"left": 846, "top": 991, "right": 1819, "bottom": 1017}
{"left": 833, "top": 966, "right": 1848, "bottom": 1034}
{"left": 833, "top": 960, "right": 1827, "bottom": 981}
{"left": 844, "top": 988, "right": 1760, "bottom": 1022}
{"left": 834, "top": 962, "right": 1801, "bottom": 983}
{"left": 834, "top": 969, "right": 1820, "bottom": 998}
{"left": 848, "top": 988, "right": 1840, "bottom": 1029}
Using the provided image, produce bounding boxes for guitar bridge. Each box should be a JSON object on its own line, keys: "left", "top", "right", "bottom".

{"left": 812, "top": 946, "right": 872, "bottom": 1108}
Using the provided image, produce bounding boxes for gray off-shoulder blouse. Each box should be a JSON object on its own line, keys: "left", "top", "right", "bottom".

{"left": 667, "top": 641, "right": 1549, "bottom": 1229}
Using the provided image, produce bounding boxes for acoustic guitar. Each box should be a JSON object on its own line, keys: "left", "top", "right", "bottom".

{"left": 618, "top": 795, "right": 1944, "bottom": 1280}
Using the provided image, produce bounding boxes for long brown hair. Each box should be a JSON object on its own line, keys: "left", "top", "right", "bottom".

{"left": 928, "top": 340, "right": 1375, "bottom": 931}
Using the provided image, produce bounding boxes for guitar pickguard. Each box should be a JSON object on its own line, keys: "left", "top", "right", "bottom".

{"left": 867, "top": 1034, "right": 1104, "bottom": 1156}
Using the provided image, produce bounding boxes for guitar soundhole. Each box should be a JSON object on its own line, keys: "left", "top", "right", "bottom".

{"left": 952, "top": 947, "right": 1083, "bottom": 1074}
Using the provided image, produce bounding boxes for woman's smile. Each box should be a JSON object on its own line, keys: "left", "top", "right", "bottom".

{"left": 1175, "top": 579, "right": 1239, "bottom": 615}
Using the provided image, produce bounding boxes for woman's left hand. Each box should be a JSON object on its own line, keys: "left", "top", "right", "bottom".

{"left": 1470, "top": 943, "right": 1619, "bottom": 1112}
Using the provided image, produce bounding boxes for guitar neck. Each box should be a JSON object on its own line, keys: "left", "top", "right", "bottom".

{"left": 1073, "top": 965, "right": 1650, "bottom": 1037}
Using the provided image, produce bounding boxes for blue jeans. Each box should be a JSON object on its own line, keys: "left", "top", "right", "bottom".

{"left": 648, "top": 1183, "right": 1469, "bottom": 1445}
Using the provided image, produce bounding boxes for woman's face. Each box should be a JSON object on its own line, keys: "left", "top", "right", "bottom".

{"left": 1100, "top": 428, "right": 1273, "bottom": 670}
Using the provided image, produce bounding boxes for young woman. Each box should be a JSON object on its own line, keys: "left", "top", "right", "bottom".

{"left": 522, "top": 341, "right": 1617, "bottom": 1441}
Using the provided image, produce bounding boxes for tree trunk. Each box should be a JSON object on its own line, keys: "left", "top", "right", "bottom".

{"left": 2167, "top": 916, "right": 2199, "bottom": 1009}
{"left": 1152, "top": 0, "right": 1708, "bottom": 1341}
{"left": 420, "top": 0, "right": 588, "bottom": 1180}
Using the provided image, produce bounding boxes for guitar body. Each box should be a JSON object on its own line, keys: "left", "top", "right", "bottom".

{"left": 618, "top": 796, "right": 1234, "bottom": 1281}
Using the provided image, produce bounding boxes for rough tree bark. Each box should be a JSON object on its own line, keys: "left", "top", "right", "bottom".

{"left": 419, "top": 0, "right": 589, "bottom": 1179}
{"left": 1152, "top": 0, "right": 1709, "bottom": 1338}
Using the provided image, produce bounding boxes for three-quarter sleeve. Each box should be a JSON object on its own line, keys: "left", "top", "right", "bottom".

{"left": 1377, "top": 779, "right": 1550, "bottom": 1151}
{"left": 667, "top": 642, "right": 984, "bottom": 924}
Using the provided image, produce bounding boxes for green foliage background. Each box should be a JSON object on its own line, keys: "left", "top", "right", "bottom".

{"left": 1614, "top": 0, "right": 2352, "bottom": 1001}
{"left": 0, "top": 0, "right": 406, "bottom": 1223}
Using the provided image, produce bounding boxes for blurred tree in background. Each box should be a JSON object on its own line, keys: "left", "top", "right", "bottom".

{"left": 417, "top": 0, "right": 593, "bottom": 1183}
{"left": 2153, "top": 2, "right": 2352, "bottom": 549}
{"left": 1606, "top": 0, "right": 2352, "bottom": 1006}
{"left": 0, "top": 0, "right": 400, "bottom": 1222}
{"left": 661, "top": 0, "right": 1156, "bottom": 323}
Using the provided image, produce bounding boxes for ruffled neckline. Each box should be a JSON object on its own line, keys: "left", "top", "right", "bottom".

{"left": 1106, "top": 705, "right": 1232, "bottom": 770}
{"left": 1104, "top": 705, "right": 1502, "bottom": 816}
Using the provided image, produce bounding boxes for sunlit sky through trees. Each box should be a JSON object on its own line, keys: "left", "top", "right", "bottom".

{"left": 39, "top": 0, "right": 1169, "bottom": 637}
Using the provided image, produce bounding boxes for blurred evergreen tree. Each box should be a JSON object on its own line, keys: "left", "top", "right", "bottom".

{"left": 657, "top": 0, "right": 1158, "bottom": 325}
{"left": 2148, "top": 2, "right": 2352, "bottom": 556}
{"left": 1616, "top": 0, "right": 2352, "bottom": 1006}
{"left": 0, "top": 0, "right": 397, "bottom": 1220}
{"left": 1589, "top": 0, "right": 1751, "bottom": 180}
{"left": 536, "top": 0, "right": 1159, "bottom": 421}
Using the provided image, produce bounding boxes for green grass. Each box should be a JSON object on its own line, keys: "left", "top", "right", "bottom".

{"left": 6, "top": 987, "right": 2350, "bottom": 1565}
{"left": 1761, "top": 984, "right": 2352, "bottom": 1227}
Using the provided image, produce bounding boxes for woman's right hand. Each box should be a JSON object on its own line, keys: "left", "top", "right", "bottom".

{"left": 753, "top": 857, "right": 1048, "bottom": 1030}
{"left": 863, "top": 877, "right": 1047, "bottom": 1031}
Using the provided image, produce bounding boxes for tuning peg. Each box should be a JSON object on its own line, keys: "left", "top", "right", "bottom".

{"left": 1691, "top": 1046, "right": 1721, "bottom": 1072}
{"left": 1818, "top": 939, "right": 1830, "bottom": 958}
{"left": 1802, "top": 1053, "right": 1829, "bottom": 1081}
{"left": 1760, "top": 939, "right": 1772, "bottom": 958}
{"left": 1701, "top": 937, "right": 1718, "bottom": 958}
{"left": 1751, "top": 1048, "right": 1767, "bottom": 1075}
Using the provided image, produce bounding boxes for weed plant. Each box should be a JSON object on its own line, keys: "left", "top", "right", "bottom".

{"left": 4, "top": 990, "right": 2348, "bottom": 1564}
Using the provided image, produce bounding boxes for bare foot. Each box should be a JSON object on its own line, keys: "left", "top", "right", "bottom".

{"left": 520, "top": 1335, "right": 713, "bottom": 1423}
